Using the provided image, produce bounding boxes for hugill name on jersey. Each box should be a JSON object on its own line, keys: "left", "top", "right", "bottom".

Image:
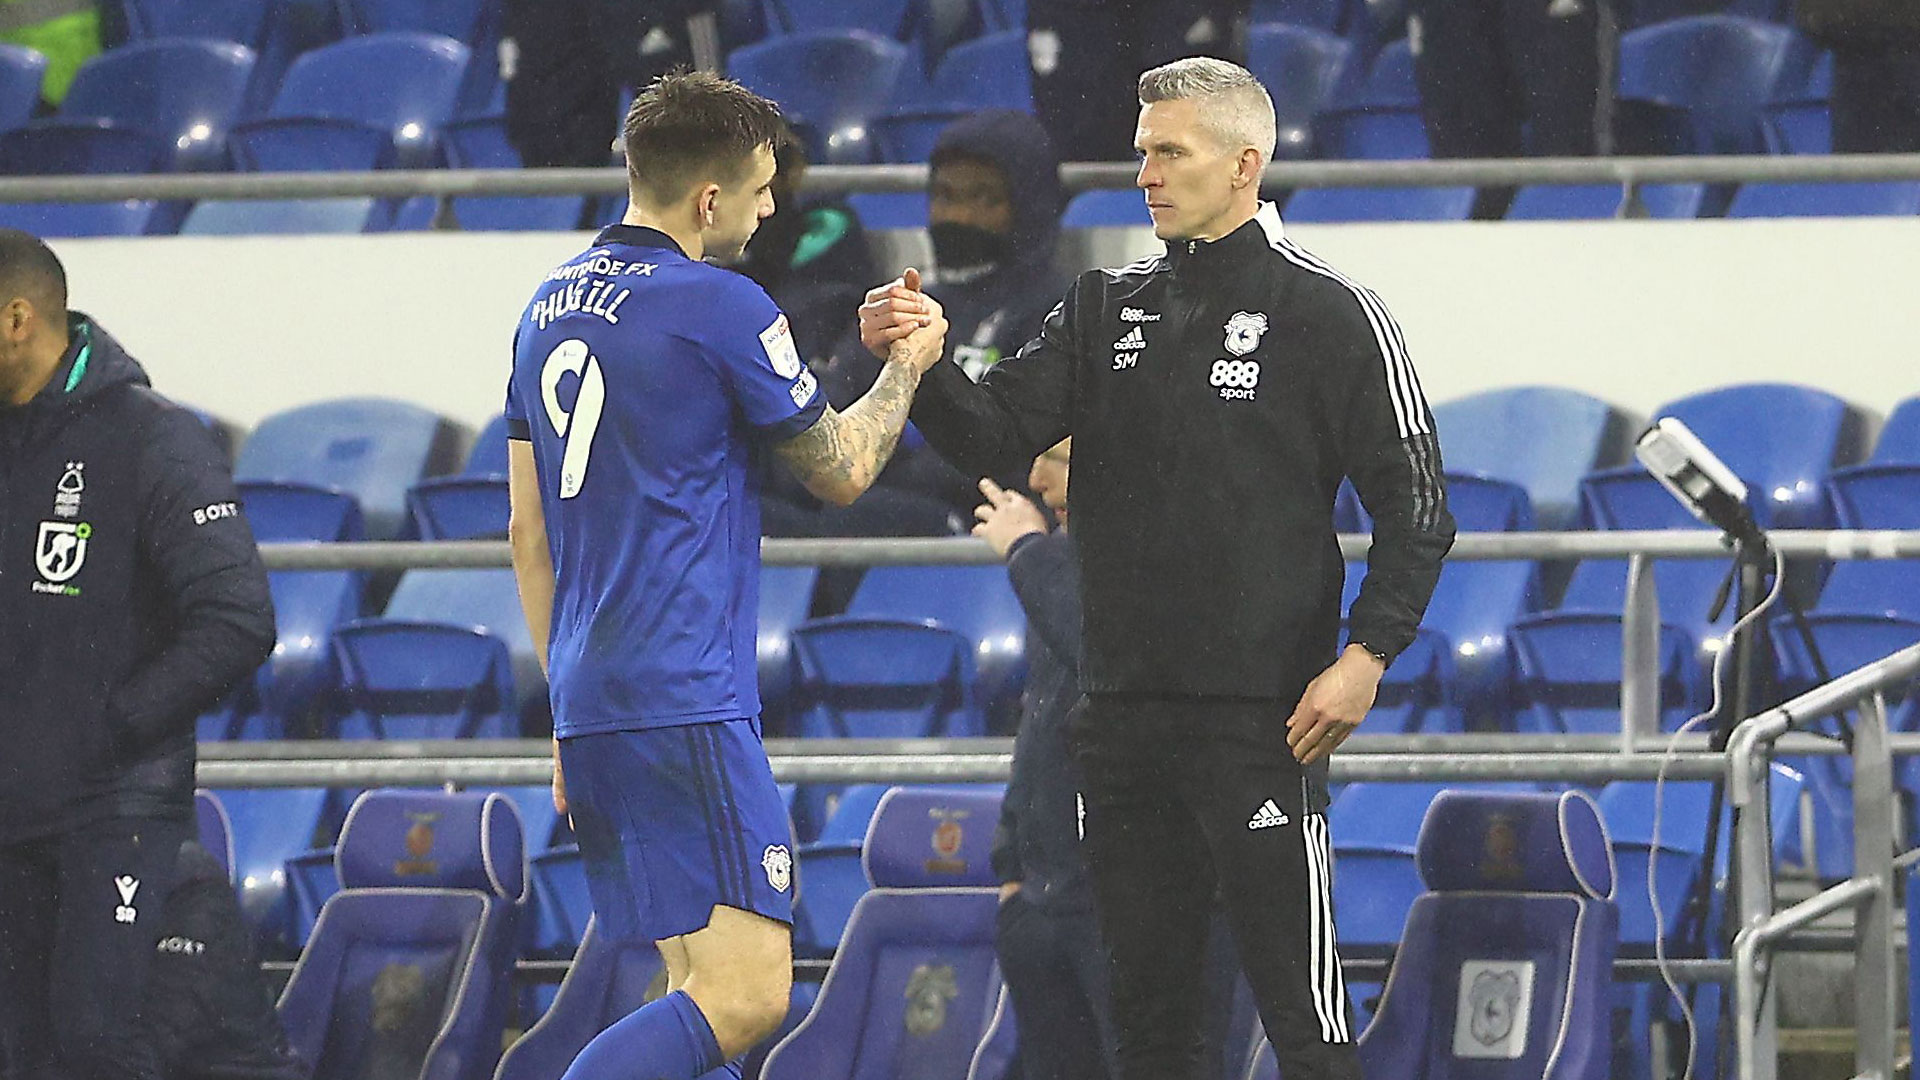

{"left": 532, "top": 280, "right": 633, "bottom": 330}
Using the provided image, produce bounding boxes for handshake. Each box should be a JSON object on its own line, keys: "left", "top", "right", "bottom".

{"left": 857, "top": 267, "right": 949, "bottom": 374}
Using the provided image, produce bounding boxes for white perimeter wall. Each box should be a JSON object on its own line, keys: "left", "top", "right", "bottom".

{"left": 48, "top": 217, "right": 1920, "bottom": 435}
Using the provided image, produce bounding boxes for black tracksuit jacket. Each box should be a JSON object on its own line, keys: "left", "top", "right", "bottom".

{"left": 911, "top": 203, "right": 1455, "bottom": 697}
{"left": 0, "top": 315, "right": 275, "bottom": 844}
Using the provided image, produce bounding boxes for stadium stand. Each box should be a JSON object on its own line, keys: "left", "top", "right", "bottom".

{"left": 761, "top": 786, "right": 1006, "bottom": 1079}
{"left": 277, "top": 789, "right": 526, "bottom": 1080}
{"left": 1250, "top": 789, "right": 1619, "bottom": 1080}
{"left": 492, "top": 916, "right": 665, "bottom": 1080}
{"left": 0, "top": 39, "right": 256, "bottom": 174}
{"left": 234, "top": 397, "right": 467, "bottom": 541}
{"left": 229, "top": 33, "right": 470, "bottom": 172}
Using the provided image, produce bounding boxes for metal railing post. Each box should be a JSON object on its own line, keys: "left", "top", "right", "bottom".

{"left": 1853, "top": 690, "right": 1897, "bottom": 1080}
{"left": 1621, "top": 552, "right": 1661, "bottom": 753}
{"left": 1728, "top": 714, "right": 1785, "bottom": 1080}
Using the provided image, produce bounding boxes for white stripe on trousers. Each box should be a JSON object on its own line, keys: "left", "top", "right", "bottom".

{"left": 1303, "top": 814, "right": 1351, "bottom": 1043}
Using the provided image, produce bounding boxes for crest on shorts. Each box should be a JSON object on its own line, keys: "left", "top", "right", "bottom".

{"left": 903, "top": 963, "right": 958, "bottom": 1037}
{"left": 762, "top": 845, "right": 793, "bottom": 893}
{"left": 1223, "top": 311, "right": 1268, "bottom": 357}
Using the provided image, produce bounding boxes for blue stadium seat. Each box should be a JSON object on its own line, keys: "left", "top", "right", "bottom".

{"left": 1614, "top": 15, "right": 1813, "bottom": 155}
{"left": 33, "top": 39, "right": 256, "bottom": 172}
{"left": 1329, "top": 782, "right": 1459, "bottom": 951}
{"left": 1409, "top": 474, "right": 1542, "bottom": 724}
{"left": 1432, "top": 387, "right": 1631, "bottom": 530}
{"left": 1246, "top": 24, "right": 1351, "bottom": 160}
{"left": 1823, "top": 464, "right": 1920, "bottom": 617}
{"left": 125, "top": 0, "right": 273, "bottom": 46}
{"left": 1250, "top": 0, "right": 1348, "bottom": 31}
{"left": 1622, "top": 0, "right": 1790, "bottom": 28}
{"left": 527, "top": 845, "right": 590, "bottom": 957}
{"left": 759, "top": 564, "right": 820, "bottom": 732}
{"left": 231, "top": 33, "right": 470, "bottom": 171}
{"left": 1312, "top": 106, "right": 1428, "bottom": 159}
{"left": 283, "top": 845, "right": 342, "bottom": 948}
{"left": 464, "top": 413, "right": 512, "bottom": 476}
{"left": 1508, "top": 611, "right": 1705, "bottom": 735}
{"left": 789, "top": 616, "right": 983, "bottom": 739}
{"left": 1594, "top": 778, "right": 1724, "bottom": 1080}
{"left": 762, "top": 787, "right": 1006, "bottom": 1080}
{"left": 1772, "top": 613, "right": 1920, "bottom": 700}
{"left": 813, "top": 783, "right": 893, "bottom": 845}
{"left": 921, "top": 29, "right": 1028, "bottom": 109}
{"left": 727, "top": 31, "right": 908, "bottom": 164}
{"left": 765, "top": 0, "right": 912, "bottom": 36}
{"left": 1256, "top": 791, "right": 1619, "bottom": 1080}
{"left": 340, "top": 0, "right": 496, "bottom": 42}
{"left": 1770, "top": 613, "right": 1920, "bottom": 874}
{"left": 1727, "top": 181, "right": 1920, "bottom": 217}
{"left": 1503, "top": 183, "right": 1709, "bottom": 219}
{"left": 0, "top": 201, "right": 159, "bottom": 237}
{"left": 213, "top": 786, "right": 333, "bottom": 953}
{"left": 238, "top": 480, "right": 367, "bottom": 731}
{"left": 846, "top": 190, "right": 930, "bottom": 229}
{"left": 1283, "top": 183, "right": 1477, "bottom": 223}
{"left": 846, "top": 564, "right": 1027, "bottom": 726}
{"left": 436, "top": 117, "right": 587, "bottom": 231}
{"left": 791, "top": 841, "right": 869, "bottom": 956}
{"left": 236, "top": 397, "right": 466, "bottom": 540}
{"left": 1655, "top": 383, "right": 1864, "bottom": 529}
{"left": 1557, "top": 469, "right": 1740, "bottom": 650}
{"left": 1868, "top": 397, "right": 1920, "bottom": 465}
{"left": 179, "top": 198, "right": 393, "bottom": 235}
{"left": 1060, "top": 189, "right": 1151, "bottom": 227}
{"left": 382, "top": 569, "right": 545, "bottom": 722}
{"left": 970, "top": 985, "right": 1018, "bottom": 1080}
{"left": 278, "top": 789, "right": 526, "bottom": 1080}
{"left": 1764, "top": 100, "right": 1830, "bottom": 154}
{"left": 0, "top": 118, "right": 172, "bottom": 175}
{"left": 493, "top": 917, "right": 665, "bottom": 1080}
{"left": 326, "top": 621, "right": 517, "bottom": 739}
{"left": 1337, "top": 36, "right": 1417, "bottom": 108}
{"left": 405, "top": 476, "right": 508, "bottom": 540}
{"left": 1296, "top": 90, "right": 1473, "bottom": 219}
{"left": 195, "top": 789, "right": 237, "bottom": 883}
{"left": 1350, "top": 627, "right": 1457, "bottom": 734}
{"left": 0, "top": 44, "right": 46, "bottom": 135}
{"left": 871, "top": 33, "right": 1030, "bottom": 160}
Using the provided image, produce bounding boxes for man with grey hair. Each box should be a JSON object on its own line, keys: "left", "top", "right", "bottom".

{"left": 860, "top": 56, "right": 1455, "bottom": 1079}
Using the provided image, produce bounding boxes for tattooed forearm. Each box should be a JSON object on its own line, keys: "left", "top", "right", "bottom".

{"left": 776, "top": 359, "right": 924, "bottom": 506}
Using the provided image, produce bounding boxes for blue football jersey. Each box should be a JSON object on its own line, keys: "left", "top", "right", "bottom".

{"left": 505, "top": 225, "right": 824, "bottom": 736}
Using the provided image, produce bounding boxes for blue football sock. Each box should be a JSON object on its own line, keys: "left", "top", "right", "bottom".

{"left": 560, "top": 989, "right": 724, "bottom": 1080}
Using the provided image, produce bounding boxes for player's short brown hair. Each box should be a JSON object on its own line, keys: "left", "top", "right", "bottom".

{"left": 622, "top": 71, "right": 785, "bottom": 207}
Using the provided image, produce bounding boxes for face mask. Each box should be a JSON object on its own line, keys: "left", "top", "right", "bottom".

{"left": 929, "top": 222, "right": 1010, "bottom": 282}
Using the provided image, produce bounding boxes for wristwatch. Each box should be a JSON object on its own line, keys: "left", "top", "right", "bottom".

{"left": 1348, "top": 640, "right": 1391, "bottom": 667}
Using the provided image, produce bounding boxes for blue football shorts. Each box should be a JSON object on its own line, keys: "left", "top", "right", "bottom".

{"left": 559, "top": 718, "right": 795, "bottom": 944}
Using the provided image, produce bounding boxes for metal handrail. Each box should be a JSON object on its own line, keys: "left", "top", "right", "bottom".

{"left": 9, "top": 153, "right": 1920, "bottom": 204}
{"left": 256, "top": 528, "right": 1920, "bottom": 571}
{"left": 1725, "top": 642, "right": 1920, "bottom": 1080}
{"left": 195, "top": 731, "right": 1920, "bottom": 789}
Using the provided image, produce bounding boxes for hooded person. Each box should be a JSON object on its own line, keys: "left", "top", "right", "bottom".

{"left": 0, "top": 229, "right": 275, "bottom": 1080}
{"left": 815, "top": 109, "right": 1069, "bottom": 518}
